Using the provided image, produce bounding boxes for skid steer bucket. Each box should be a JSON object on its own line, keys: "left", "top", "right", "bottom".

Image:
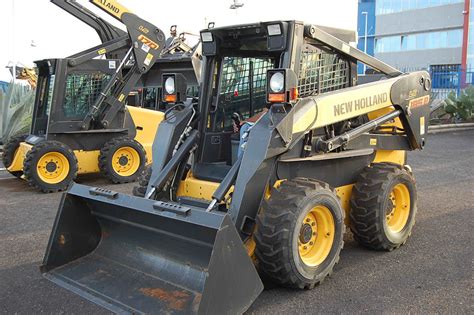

{"left": 41, "top": 183, "right": 263, "bottom": 314}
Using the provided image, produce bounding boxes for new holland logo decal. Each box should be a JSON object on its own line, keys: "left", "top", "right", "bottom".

{"left": 333, "top": 93, "right": 389, "bottom": 117}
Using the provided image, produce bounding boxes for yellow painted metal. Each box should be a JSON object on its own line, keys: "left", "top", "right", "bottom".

{"left": 293, "top": 78, "right": 395, "bottom": 134}
{"left": 367, "top": 106, "right": 404, "bottom": 130}
{"left": 264, "top": 179, "right": 286, "bottom": 200}
{"left": 176, "top": 173, "right": 223, "bottom": 201}
{"left": 111, "top": 146, "right": 141, "bottom": 177}
{"left": 175, "top": 172, "right": 235, "bottom": 203}
{"left": 36, "top": 152, "right": 70, "bottom": 184}
{"left": 373, "top": 150, "right": 406, "bottom": 165}
{"left": 335, "top": 184, "right": 353, "bottom": 225}
{"left": 89, "top": 0, "right": 130, "bottom": 20}
{"left": 298, "top": 205, "right": 335, "bottom": 267}
{"left": 7, "top": 142, "right": 32, "bottom": 172}
{"left": 386, "top": 183, "right": 411, "bottom": 233}
{"left": 74, "top": 150, "right": 100, "bottom": 175}
{"left": 127, "top": 106, "right": 164, "bottom": 165}
{"left": 244, "top": 237, "right": 256, "bottom": 258}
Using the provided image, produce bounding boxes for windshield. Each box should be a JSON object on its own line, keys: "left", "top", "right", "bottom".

{"left": 209, "top": 56, "right": 275, "bottom": 131}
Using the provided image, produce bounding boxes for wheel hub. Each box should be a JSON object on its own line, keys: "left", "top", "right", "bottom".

{"left": 299, "top": 224, "right": 314, "bottom": 244}
{"left": 118, "top": 155, "right": 129, "bottom": 166}
{"left": 45, "top": 161, "right": 57, "bottom": 173}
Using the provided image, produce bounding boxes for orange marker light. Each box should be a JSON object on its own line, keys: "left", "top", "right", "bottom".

{"left": 290, "top": 88, "right": 299, "bottom": 100}
{"left": 268, "top": 93, "right": 286, "bottom": 103}
{"left": 164, "top": 94, "right": 177, "bottom": 102}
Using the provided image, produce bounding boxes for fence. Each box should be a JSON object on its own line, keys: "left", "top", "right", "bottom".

{"left": 403, "top": 66, "right": 474, "bottom": 100}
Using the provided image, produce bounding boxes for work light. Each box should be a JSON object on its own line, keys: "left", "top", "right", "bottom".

{"left": 201, "top": 32, "right": 213, "bottom": 42}
{"left": 162, "top": 73, "right": 187, "bottom": 103}
{"left": 266, "top": 69, "right": 298, "bottom": 103}
{"left": 269, "top": 72, "right": 285, "bottom": 93}
{"left": 164, "top": 77, "right": 175, "bottom": 94}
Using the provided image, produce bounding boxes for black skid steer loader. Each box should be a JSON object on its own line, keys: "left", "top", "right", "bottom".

{"left": 3, "top": 0, "right": 201, "bottom": 192}
{"left": 41, "top": 21, "right": 431, "bottom": 314}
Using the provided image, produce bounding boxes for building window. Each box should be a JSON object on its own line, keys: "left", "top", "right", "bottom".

{"left": 376, "top": 0, "right": 463, "bottom": 15}
{"left": 376, "top": 29, "right": 463, "bottom": 53}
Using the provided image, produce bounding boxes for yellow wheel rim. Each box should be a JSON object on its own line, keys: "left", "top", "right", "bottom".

{"left": 298, "top": 205, "right": 335, "bottom": 267}
{"left": 36, "top": 152, "right": 70, "bottom": 184}
{"left": 111, "top": 146, "right": 141, "bottom": 177}
{"left": 386, "top": 183, "right": 411, "bottom": 233}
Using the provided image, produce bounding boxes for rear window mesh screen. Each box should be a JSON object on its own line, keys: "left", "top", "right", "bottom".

{"left": 63, "top": 73, "right": 111, "bottom": 118}
{"left": 298, "top": 51, "right": 349, "bottom": 97}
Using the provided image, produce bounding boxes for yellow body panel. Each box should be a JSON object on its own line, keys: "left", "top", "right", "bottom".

{"left": 374, "top": 150, "right": 406, "bottom": 165}
{"left": 176, "top": 173, "right": 233, "bottom": 201}
{"left": 8, "top": 145, "right": 100, "bottom": 175}
{"left": 126, "top": 105, "right": 164, "bottom": 165}
{"left": 335, "top": 184, "right": 354, "bottom": 225}
{"left": 75, "top": 150, "right": 101, "bottom": 174}
{"left": 7, "top": 142, "right": 33, "bottom": 172}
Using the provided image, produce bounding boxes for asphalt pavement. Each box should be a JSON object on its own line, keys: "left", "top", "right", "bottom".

{"left": 0, "top": 130, "right": 472, "bottom": 314}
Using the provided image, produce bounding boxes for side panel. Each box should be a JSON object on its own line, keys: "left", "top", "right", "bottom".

{"left": 126, "top": 106, "right": 164, "bottom": 163}
{"left": 75, "top": 150, "right": 101, "bottom": 174}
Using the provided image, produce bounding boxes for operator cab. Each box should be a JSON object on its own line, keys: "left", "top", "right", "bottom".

{"left": 193, "top": 22, "right": 291, "bottom": 182}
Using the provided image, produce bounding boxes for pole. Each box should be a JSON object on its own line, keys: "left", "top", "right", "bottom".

{"left": 11, "top": 0, "right": 15, "bottom": 84}
{"left": 362, "top": 11, "right": 368, "bottom": 74}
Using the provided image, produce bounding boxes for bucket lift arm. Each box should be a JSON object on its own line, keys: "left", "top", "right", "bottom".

{"left": 76, "top": 0, "right": 166, "bottom": 129}
{"left": 51, "top": 0, "right": 125, "bottom": 42}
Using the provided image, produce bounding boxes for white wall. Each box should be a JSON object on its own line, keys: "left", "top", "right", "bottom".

{"left": 0, "top": 0, "right": 357, "bottom": 81}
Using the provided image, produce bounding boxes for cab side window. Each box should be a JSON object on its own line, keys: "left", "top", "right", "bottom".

{"left": 63, "top": 72, "right": 110, "bottom": 119}
{"left": 213, "top": 56, "right": 274, "bottom": 131}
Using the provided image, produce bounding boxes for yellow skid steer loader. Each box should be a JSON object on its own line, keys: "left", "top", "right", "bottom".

{"left": 41, "top": 21, "right": 431, "bottom": 313}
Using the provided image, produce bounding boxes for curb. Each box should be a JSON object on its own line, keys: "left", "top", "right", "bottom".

{"left": 428, "top": 123, "right": 474, "bottom": 134}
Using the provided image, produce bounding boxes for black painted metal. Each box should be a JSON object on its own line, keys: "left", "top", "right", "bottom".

{"left": 212, "top": 155, "right": 242, "bottom": 202}
{"left": 147, "top": 130, "right": 198, "bottom": 199}
{"left": 41, "top": 184, "right": 263, "bottom": 314}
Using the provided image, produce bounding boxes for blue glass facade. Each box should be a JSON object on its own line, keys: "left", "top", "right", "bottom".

{"left": 376, "top": 0, "right": 463, "bottom": 15}
{"left": 375, "top": 29, "right": 463, "bottom": 53}
{"left": 357, "top": 0, "right": 376, "bottom": 74}
{"left": 467, "top": 0, "right": 474, "bottom": 66}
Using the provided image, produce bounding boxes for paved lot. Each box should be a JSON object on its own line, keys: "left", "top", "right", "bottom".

{"left": 0, "top": 130, "right": 472, "bottom": 314}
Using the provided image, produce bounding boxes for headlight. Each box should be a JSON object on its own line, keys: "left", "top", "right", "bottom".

{"left": 164, "top": 77, "right": 175, "bottom": 94}
{"left": 269, "top": 72, "right": 284, "bottom": 93}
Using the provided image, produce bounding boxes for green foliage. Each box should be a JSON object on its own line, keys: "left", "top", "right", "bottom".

{"left": 0, "top": 83, "right": 35, "bottom": 142}
{"left": 444, "top": 86, "right": 474, "bottom": 121}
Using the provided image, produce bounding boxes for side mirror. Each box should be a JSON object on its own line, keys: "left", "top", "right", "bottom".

{"left": 162, "top": 73, "right": 187, "bottom": 103}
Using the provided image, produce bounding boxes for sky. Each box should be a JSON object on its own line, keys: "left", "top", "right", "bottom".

{"left": 0, "top": 0, "right": 358, "bottom": 81}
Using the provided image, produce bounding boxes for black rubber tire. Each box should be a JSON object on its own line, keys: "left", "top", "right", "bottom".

{"left": 99, "top": 137, "right": 146, "bottom": 184}
{"left": 255, "top": 178, "right": 345, "bottom": 289}
{"left": 2, "top": 134, "right": 28, "bottom": 178}
{"left": 132, "top": 166, "right": 152, "bottom": 197}
{"left": 23, "top": 141, "right": 78, "bottom": 193}
{"left": 350, "top": 163, "right": 417, "bottom": 251}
